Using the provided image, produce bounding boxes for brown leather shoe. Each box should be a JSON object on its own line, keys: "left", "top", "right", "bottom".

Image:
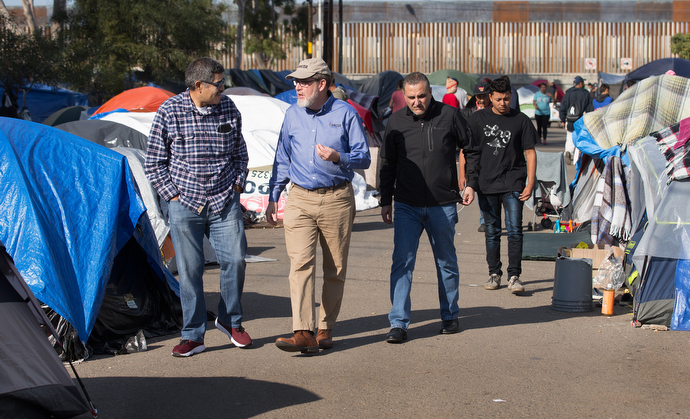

{"left": 275, "top": 331, "right": 319, "bottom": 354}
{"left": 316, "top": 329, "right": 333, "bottom": 349}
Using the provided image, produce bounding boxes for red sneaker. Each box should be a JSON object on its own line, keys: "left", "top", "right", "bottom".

{"left": 172, "top": 339, "right": 205, "bottom": 357}
{"left": 215, "top": 318, "right": 253, "bottom": 348}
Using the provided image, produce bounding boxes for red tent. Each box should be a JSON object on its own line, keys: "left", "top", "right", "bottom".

{"left": 348, "top": 99, "right": 374, "bottom": 138}
{"left": 531, "top": 79, "right": 565, "bottom": 102}
{"left": 94, "top": 86, "right": 175, "bottom": 115}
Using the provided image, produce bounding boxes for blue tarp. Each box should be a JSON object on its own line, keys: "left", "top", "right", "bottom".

{"left": 275, "top": 89, "right": 297, "bottom": 105}
{"left": 0, "top": 118, "right": 177, "bottom": 341}
{"left": 0, "top": 84, "right": 88, "bottom": 124}
{"left": 672, "top": 260, "right": 690, "bottom": 331}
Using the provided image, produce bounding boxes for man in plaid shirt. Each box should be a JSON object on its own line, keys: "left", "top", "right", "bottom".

{"left": 145, "top": 57, "right": 252, "bottom": 357}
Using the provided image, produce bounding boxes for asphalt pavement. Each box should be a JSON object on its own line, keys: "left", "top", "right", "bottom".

{"left": 69, "top": 124, "right": 690, "bottom": 418}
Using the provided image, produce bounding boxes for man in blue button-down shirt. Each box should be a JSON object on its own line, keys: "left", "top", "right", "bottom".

{"left": 145, "top": 57, "right": 252, "bottom": 358}
{"left": 265, "top": 58, "right": 370, "bottom": 354}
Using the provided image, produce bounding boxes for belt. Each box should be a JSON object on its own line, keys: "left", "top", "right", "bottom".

{"left": 294, "top": 181, "right": 349, "bottom": 194}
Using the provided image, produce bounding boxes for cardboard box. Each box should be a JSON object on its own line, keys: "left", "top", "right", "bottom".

{"left": 559, "top": 244, "right": 625, "bottom": 280}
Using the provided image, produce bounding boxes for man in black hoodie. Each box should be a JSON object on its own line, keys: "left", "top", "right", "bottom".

{"left": 559, "top": 75, "right": 594, "bottom": 165}
{"left": 379, "top": 72, "right": 479, "bottom": 343}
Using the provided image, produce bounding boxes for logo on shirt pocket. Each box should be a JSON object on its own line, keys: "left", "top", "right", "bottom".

{"left": 329, "top": 123, "right": 342, "bottom": 128}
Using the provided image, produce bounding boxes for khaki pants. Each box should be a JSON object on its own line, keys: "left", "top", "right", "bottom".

{"left": 283, "top": 182, "right": 356, "bottom": 332}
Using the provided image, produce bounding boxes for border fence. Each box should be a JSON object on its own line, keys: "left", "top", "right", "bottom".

{"left": 220, "top": 21, "right": 690, "bottom": 75}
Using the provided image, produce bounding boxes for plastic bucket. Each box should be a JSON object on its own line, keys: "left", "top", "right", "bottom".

{"left": 552, "top": 257, "right": 593, "bottom": 312}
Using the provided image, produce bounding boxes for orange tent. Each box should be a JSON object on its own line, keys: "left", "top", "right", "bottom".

{"left": 94, "top": 86, "right": 175, "bottom": 115}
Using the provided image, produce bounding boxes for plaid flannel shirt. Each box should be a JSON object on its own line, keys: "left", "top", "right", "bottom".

{"left": 145, "top": 90, "right": 248, "bottom": 215}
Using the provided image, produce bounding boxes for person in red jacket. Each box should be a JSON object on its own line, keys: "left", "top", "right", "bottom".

{"left": 442, "top": 77, "right": 460, "bottom": 108}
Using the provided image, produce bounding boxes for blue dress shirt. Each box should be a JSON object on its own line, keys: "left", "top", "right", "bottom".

{"left": 268, "top": 94, "right": 371, "bottom": 202}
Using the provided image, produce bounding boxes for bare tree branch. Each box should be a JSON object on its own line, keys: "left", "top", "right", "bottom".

{"left": 0, "top": 1, "right": 22, "bottom": 35}
{"left": 20, "top": 0, "right": 38, "bottom": 33}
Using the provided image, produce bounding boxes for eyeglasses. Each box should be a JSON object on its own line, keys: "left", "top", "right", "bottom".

{"left": 292, "top": 78, "right": 317, "bottom": 87}
{"left": 201, "top": 78, "right": 225, "bottom": 90}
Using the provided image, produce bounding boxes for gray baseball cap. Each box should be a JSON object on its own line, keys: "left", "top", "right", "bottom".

{"left": 286, "top": 58, "right": 331, "bottom": 80}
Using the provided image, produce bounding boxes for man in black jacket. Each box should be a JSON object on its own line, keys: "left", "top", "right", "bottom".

{"left": 379, "top": 72, "right": 479, "bottom": 343}
{"left": 559, "top": 76, "right": 594, "bottom": 165}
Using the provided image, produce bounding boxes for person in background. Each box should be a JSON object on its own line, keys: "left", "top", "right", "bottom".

{"left": 389, "top": 79, "right": 407, "bottom": 114}
{"left": 593, "top": 83, "right": 613, "bottom": 109}
{"left": 625, "top": 79, "right": 637, "bottom": 90}
{"left": 466, "top": 78, "right": 537, "bottom": 295}
{"left": 588, "top": 83, "right": 598, "bottom": 99}
{"left": 533, "top": 82, "right": 552, "bottom": 145}
{"left": 443, "top": 77, "right": 460, "bottom": 108}
{"left": 265, "top": 58, "right": 371, "bottom": 354}
{"left": 145, "top": 57, "right": 252, "bottom": 358}
{"left": 545, "top": 80, "right": 560, "bottom": 102}
{"left": 559, "top": 75, "right": 593, "bottom": 165}
{"left": 461, "top": 80, "right": 492, "bottom": 232}
{"left": 329, "top": 78, "right": 349, "bottom": 101}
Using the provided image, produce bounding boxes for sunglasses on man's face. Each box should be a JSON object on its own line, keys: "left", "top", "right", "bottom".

{"left": 201, "top": 78, "right": 225, "bottom": 90}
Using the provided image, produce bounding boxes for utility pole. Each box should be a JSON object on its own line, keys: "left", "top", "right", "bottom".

{"left": 307, "top": 0, "right": 312, "bottom": 58}
{"left": 338, "top": 0, "right": 343, "bottom": 74}
{"left": 322, "top": 0, "right": 333, "bottom": 69}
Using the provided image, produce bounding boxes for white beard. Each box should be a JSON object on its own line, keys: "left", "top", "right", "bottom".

{"left": 297, "top": 87, "right": 319, "bottom": 108}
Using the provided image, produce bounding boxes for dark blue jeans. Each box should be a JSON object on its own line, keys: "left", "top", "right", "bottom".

{"left": 478, "top": 191, "right": 524, "bottom": 278}
{"left": 168, "top": 194, "right": 246, "bottom": 342}
{"left": 388, "top": 202, "right": 460, "bottom": 330}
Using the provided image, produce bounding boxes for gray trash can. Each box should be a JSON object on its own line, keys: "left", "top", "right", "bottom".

{"left": 552, "top": 257, "right": 593, "bottom": 312}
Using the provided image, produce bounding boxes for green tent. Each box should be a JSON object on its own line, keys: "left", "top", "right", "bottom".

{"left": 41, "top": 106, "right": 87, "bottom": 127}
{"left": 427, "top": 69, "right": 479, "bottom": 95}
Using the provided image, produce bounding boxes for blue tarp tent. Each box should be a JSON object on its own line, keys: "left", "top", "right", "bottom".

{"left": 275, "top": 89, "right": 297, "bottom": 105}
{"left": 0, "top": 118, "right": 180, "bottom": 343}
{"left": 0, "top": 84, "right": 88, "bottom": 124}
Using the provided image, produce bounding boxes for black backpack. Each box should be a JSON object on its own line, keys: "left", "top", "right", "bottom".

{"left": 566, "top": 101, "right": 582, "bottom": 122}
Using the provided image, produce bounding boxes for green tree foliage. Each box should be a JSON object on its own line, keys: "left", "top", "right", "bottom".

{"left": 0, "top": 14, "right": 61, "bottom": 104}
{"left": 671, "top": 33, "right": 690, "bottom": 60}
{"left": 243, "top": 0, "right": 316, "bottom": 69}
{"left": 284, "top": 2, "right": 320, "bottom": 57}
{"left": 244, "top": 0, "right": 291, "bottom": 69}
{"left": 57, "top": 0, "right": 233, "bottom": 104}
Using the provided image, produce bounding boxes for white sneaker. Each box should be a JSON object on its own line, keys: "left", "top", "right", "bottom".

{"left": 508, "top": 276, "right": 525, "bottom": 294}
{"left": 484, "top": 274, "right": 501, "bottom": 290}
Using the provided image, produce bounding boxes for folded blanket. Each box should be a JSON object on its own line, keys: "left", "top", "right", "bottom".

{"left": 652, "top": 118, "right": 690, "bottom": 184}
{"left": 583, "top": 75, "right": 690, "bottom": 149}
{"left": 591, "top": 156, "right": 632, "bottom": 244}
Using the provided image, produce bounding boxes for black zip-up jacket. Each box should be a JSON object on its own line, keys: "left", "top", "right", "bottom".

{"left": 379, "top": 98, "right": 479, "bottom": 207}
